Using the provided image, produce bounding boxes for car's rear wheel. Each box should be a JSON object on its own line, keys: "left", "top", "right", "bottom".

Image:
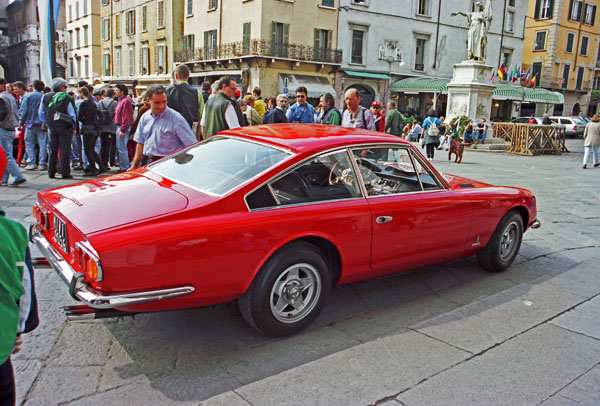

{"left": 476, "top": 210, "right": 524, "bottom": 272}
{"left": 238, "top": 242, "right": 331, "bottom": 337}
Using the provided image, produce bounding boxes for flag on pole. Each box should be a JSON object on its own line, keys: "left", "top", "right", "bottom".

{"left": 512, "top": 65, "right": 520, "bottom": 83}
{"left": 508, "top": 67, "right": 513, "bottom": 82}
{"left": 498, "top": 65, "right": 506, "bottom": 81}
{"left": 522, "top": 67, "right": 531, "bottom": 86}
{"left": 490, "top": 71, "right": 495, "bottom": 84}
{"left": 531, "top": 74, "right": 537, "bottom": 90}
{"left": 38, "top": 0, "right": 62, "bottom": 86}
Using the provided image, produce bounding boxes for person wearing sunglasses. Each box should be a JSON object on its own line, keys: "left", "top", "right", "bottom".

{"left": 286, "top": 86, "right": 314, "bottom": 124}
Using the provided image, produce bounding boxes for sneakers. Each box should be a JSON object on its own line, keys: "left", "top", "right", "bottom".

{"left": 39, "top": 164, "right": 47, "bottom": 171}
{"left": 9, "top": 178, "right": 27, "bottom": 187}
{"left": 25, "top": 164, "right": 37, "bottom": 170}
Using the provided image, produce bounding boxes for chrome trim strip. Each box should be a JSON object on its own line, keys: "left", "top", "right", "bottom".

{"left": 30, "top": 225, "right": 195, "bottom": 309}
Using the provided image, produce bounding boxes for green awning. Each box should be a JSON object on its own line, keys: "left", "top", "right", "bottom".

{"left": 390, "top": 77, "right": 450, "bottom": 94}
{"left": 344, "top": 70, "right": 392, "bottom": 80}
{"left": 492, "top": 84, "right": 525, "bottom": 100}
{"left": 524, "top": 88, "right": 563, "bottom": 104}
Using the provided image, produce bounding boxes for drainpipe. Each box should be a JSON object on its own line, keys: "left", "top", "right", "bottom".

{"left": 498, "top": 0, "right": 507, "bottom": 68}
{"left": 218, "top": 0, "right": 223, "bottom": 49}
{"left": 432, "top": 0, "right": 442, "bottom": 69}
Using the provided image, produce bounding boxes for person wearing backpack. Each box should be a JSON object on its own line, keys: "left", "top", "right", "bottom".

{"left": 166, "top": 64, "right": 204, "bottom": 139}
{"left": 77, "top": 87, "right": 106, "bottom": 177}
{"left": 38, "top": 78, "right": 77, "bottom": 179}
{"left": 421, "top": 109, "right": 442, "bottom": 161}
{"left": 98, "top": 87, "right": 118, "bottom": 169}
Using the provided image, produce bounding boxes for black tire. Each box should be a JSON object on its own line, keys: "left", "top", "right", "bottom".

{"left": 238, "top": 242, "right": 332, "bottom": 337}
{"left": 476, "top": 210, "right": 524, "bottom": 272}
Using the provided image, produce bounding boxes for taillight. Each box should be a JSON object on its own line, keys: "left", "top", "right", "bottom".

{"left": 33, "top": 204, "right": 49, "bottom": 230}
{"left": 75, "top": 242, "right": 103, "bottom": 282}
{"left": 573, "top": 125, "right": 577, "bottom": 131}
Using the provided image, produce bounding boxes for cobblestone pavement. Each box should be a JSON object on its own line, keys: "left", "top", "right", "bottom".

{"left": 1, "top": 138, "right": 599, "bottom": 406}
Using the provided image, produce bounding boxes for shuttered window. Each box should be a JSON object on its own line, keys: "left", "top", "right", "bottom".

{"left": 569, "top": 0, "right": 583, "bottom": 22}
{"left": 534, "top": 0, "right": 553, "bottom": 20}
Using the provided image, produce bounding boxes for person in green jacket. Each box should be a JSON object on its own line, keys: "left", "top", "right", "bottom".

{"left": 0, "top": 206, "right": 27, "bottom": 405}
{"left": 384, "top": 101, "right": 403, "bottom": 136}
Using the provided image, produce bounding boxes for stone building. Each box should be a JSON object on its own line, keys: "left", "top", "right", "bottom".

{"left": 335, "top": 0, "right": 528, "bottom": 117}
{"left": 522, "top": 0, "right": 600, "bottom": 116}
{"left": 3, "top": 0, "right": 68, "bottom": 85}
{"left": 175, "top": 0, "right": 341, "bottom": 105}
{"left": 65, "top": 0, "right": 102, "bottom": 86}
{"left": 99, "top": 0, "right": 183, "bottom": 95}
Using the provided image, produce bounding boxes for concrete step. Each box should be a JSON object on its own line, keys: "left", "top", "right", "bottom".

{"left": 467, "top": 137, "right": 510, "bottom": 153}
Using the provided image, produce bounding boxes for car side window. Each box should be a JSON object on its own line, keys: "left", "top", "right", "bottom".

{"left": 560, "top": 119, "right": 570, "bottom": 124}
{"left": 247, "top": 150, "right": 362, "bottom": 209}
{"left": 411, "top": 154, "right": 444, "bottom": 190}
{"left": 351, "top": 147, "right": 426, "bottom": 196}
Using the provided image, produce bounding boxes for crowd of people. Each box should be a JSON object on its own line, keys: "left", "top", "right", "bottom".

{"left": 1, "top": 66, "right": 496, "bottom": 186}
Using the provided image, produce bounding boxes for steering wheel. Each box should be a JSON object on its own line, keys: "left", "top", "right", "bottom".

{"left": 328, "top": 160, "right": 354, "bottom": 186}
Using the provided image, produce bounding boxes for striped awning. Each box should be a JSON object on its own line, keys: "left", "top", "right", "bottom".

{"left": 344, "top": 70, "right": 392, "bottom": 80}
{"left": 390, "top": 77, "right": 450, "bottom": 94}
{"left": 492, "top": 84, "right": 525, "bottom": 101}
{"left": 524, "top": 88, "right": 563, "bottom": 104}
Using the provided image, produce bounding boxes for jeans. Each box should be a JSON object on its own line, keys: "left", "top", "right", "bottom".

{"left": 406, "top": 133, "right": 419, "bottom": 141}
{"left": 425, "top": 143, "right": 436, "bottom": 159}
{"left": 25, "top": 126, "right": 48, "bottom": 166}
{"left": 48, "top": 127, "right": 73, "bottom": 178}
{"left": 583, "top": 146, "right": 599, "bottom": 165}
{"left": 115, "top": 125, "right": 130, "bottom": 170}
{"left": 82, "top": 127, "right": 105, "bottom": 173}
{"left": 474, "top": 129, "right": 487, "bottom": 142}
{"left": 0, "top": 127, "right": 25, "bottom": 183}
{"left": 100, "top": 132, "right": 117, "bottom": 167}
{"left": 71, "top": 132, "right": 82, "bottom": 165}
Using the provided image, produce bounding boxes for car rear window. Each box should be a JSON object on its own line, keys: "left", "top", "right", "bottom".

{"left": 573, "top": 118, "right": 586, "bottom": 125}
{"left": 149, "top": 136, "right": 291, "bottom": 195}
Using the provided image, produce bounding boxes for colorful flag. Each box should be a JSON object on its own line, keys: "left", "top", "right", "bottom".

{"left": 490, "top": 71, "right": 495, "bottom": 85}
{"left": 512, "top": 65, "right": 520, "bottom": 83}
{"left": 508, "top": 68, "right": 513, "bottom": 83}
{"left": 531, "top": 75, "right": 537, "bottom": 90}
{"left": 38, "top": 0, "right": 62, "bottom": 86}
{"left": 522, "top": 67, "right": 531, "bottom": 86}
{"left": 497, "top": 65, "right": 505, "bottom": 81}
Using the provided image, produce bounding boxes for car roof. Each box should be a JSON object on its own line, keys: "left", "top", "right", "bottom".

{"left": 217, "top": 124, "right": 409, "bottom": 154}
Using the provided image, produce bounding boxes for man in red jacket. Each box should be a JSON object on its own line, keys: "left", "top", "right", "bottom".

{"left": 113, "top": 84, "right": 133, "bottom": 172}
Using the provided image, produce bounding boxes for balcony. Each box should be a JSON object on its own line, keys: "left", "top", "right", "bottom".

{"left": 174, "top": 39, "right": 342, "bottom": 65}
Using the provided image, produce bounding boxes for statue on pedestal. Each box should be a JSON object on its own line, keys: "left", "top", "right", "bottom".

{"left": 452, "top": 0, "right": 492, "bottom": 62}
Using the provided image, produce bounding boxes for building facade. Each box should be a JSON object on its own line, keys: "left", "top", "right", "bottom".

{"left": 176, "top": 0, "right": 341, "bottom": 105}
{"left": 99, "top": 0, "right": 183, "bottom": 94}
{"left": 523, "top": 0, "right": 600, "bottom": 116}
{"left": 336, "top": 0, "right": 527, "bottom": 115}
{"left": 65, "top": 0, "right": 101, "bottom": 85}
{"left": 4, "top": 0, "right": 68, "bottom": 85}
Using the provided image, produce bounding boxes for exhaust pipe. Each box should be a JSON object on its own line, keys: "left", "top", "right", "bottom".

{"left": 63, "top": 305, "right": 138, "bottom": 321}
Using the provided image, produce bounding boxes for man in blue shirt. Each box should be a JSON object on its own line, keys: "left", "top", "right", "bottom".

{"left": 19, "top": 80, "right": 46, "bottom": 171}
{"left": 130, "top": 84, "right": 197, "bottom": 168}
{"left": 286, "top": 86, "right": 314, "bottom": 123}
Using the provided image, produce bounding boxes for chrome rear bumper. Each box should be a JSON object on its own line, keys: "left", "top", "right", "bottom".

{"left": 30, "top": 225, "right": 194, "bottom": 309}
{"left": 530, "top": 219, "right": 541, "bottom": 229}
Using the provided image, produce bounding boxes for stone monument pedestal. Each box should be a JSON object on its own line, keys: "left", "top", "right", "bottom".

{"left": 446, "top": 60, "right": 495, "bottom": 123}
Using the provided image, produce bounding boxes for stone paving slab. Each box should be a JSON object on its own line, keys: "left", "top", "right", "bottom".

{"left": 549, "top": 295, "right": 600, "bottom": 339}
{"left": 540, "top": 364, "right": 600, "bottom": 406}
{"left": 198, "top": 391, "right": 252, "bottom": 406}
{"left": 233, "top": 330, "right": 469, "bottom": 406}
{"left": 396, "top": 323, "right": 600, "bottom": 406}
{"left": 410, "top": 277, "right": 586, "bottom": 354}
{"left": 25, "top": 366, "right": 103, "bottom": 405}
{"left": 63, "top": 383, "right": 199, "bottom": 406}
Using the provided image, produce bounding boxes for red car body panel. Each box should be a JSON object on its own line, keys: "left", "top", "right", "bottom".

{"left": 33, "top": 125, "right": 538, "bottom": 314}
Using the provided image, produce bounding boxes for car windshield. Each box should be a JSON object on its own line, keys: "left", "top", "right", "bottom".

{"left": 573, "top": 118, "right": 586, "bottom": 125}
{"left": 149, "top": 136, "right": 291, "bottom": 195}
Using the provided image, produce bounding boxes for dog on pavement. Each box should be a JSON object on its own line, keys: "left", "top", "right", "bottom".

{"left": 448, "top": 136, "right": 472, "bottom": 164}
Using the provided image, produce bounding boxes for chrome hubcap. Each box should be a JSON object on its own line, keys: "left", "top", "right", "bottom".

{"left": 270, "top": 263, "right": 321, "bottom": 324}
{"left": 499, "top": 221, "right": 519, "bottom": 262}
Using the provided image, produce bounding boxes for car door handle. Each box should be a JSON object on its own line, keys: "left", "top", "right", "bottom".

{"left": 376, "top": 216, "right": 393, "bottom": 224}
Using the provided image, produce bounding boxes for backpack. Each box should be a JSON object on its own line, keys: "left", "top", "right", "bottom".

{"left": 99, "top": 100, "right": 114, "bottom": 125}
{"left": 527, "top": 117, "right": 536, "bottom": 124}
{"left": 93, "top": 108, "right": 105, "bottom": 129}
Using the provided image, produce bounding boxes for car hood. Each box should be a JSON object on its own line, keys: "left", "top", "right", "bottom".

{"left": 38, "top": 171, "right": 193, "bottom": 234}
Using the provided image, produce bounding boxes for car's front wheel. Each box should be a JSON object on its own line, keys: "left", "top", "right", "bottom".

{"left": 476, "top": 210, "right": 524, "bottom": 272}
{"left": 238, "top": 242, "right": 331, "bottom": 337}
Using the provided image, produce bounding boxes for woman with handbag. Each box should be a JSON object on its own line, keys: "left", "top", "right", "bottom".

{"left": 421, "top": 109, "right": 442, "bottom": 161}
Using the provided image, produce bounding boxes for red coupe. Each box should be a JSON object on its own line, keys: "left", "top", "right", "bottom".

{"left": 31, "top": 124, "right": 539, "bottom": 336}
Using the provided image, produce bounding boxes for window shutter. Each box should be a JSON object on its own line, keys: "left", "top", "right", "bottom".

{"left": 314, "top": 29, "right": 320, "bottom": 50}
{"left": 283, "top": 23, "right": 289, "bottom": 45}
{"left": 133, "top": 10, "right": 136, "bottom": 34}
{"left": 547, "top": 0, "right": 554, "bottom": 18}
{"left": 327, "top": 30, "right": 332, "bottom": 50}
{"left": 592, "top": 5, "right": 597, "bottom": 26}
{"left": 576, "top": 1, "right": 583, "bottom": 21}
{"left": 204, "top": 31, "right": 208, "bottom": 47}
{"left": 271, "top": 22, "right": 277, "bottom": 43}
{"left": 534, "top": 0, "right": 541, "bottom": 19}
